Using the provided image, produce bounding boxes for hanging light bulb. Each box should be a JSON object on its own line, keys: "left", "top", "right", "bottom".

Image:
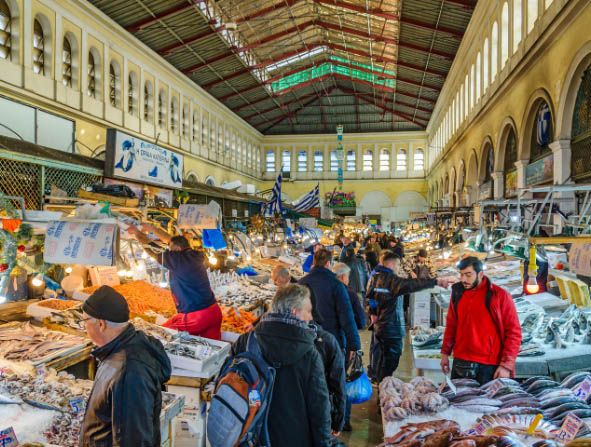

{"left": 31, "top": 273, "right": 44, "bottom": 287}
{"left": 246, "top": 255, "right": 252, "bottom": 261}
{"left": 141, "top": 251, "right": 149, "bottom": 259}
{"left": 526, "top": 276, "right": 540, "bottom": 294}
{"left": 65, "top": 266, "right": 73, "bottom": 274}
{"left": 209, "top": 256, "right": 218, "bottom": 266}
{"left": 118, "top": 269, "right": 126, "bottom": 277}
{"left": 125, "top": 270, "right": 134, "bottom": 279}
{"left": 228, "top": 255, "right": 236, "bottom": 261}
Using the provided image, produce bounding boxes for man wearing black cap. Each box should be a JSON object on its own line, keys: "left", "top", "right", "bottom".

{"left": 127, "top": 223, "right": 222, "bottom": 340}
{"left": 80, "top": 285, "right": 171, "bottom": 447}
{"left": 413, "top": 249, "right": 433, "bottom": 280}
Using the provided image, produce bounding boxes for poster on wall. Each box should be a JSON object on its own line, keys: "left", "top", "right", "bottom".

{"left": 505, "top": 170, "right": 518, "bottom": 197}
{"left": 526, "top": 153, "right": 553, "bottom": 186}
{"left": 104, "top": 178, "right": 173, "bottom": 208}
{"left": 105, "top": 129, "right": 184, "bottom": 189}
{"left": 479, "top": 181, "right": 493, "bottom": 201}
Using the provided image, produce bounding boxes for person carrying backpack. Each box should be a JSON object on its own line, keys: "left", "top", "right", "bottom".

{"left": 211, "top": 284, "right": 331, "bottom": 447}
{"left": 440, "top": 257, "right": 522, "bottom": 385}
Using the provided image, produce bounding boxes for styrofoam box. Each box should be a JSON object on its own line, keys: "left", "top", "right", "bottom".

{"left": 167, "top": 385, "right": 201, "bottom": 408}
{"left": 413, "top": 349, "right": 444, "bottom": 370}
{"left": 165, "top": 337, "right": 230, "bottom": 373}
{"left": 221, "top": 331, "right": 240, "bottom": 343}
{"left": 26, "top": 300, "right": 81, "bottom": 320}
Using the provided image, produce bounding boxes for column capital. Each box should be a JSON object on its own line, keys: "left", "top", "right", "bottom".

{"left": 491, "top": 171, "right": 504, "bottom": 180}
{"left": 549, "top": 139, "right": 571, "bottom": 154}
{"left": 514, "top": 159, "right": 529, "bottom": 169}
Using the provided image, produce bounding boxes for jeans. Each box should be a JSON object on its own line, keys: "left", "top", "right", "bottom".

{"left": 376, "top": 336, "right": 404, "bottom": 382}
{"left": 451, "top": 358, "right": 498, "bottom": 386}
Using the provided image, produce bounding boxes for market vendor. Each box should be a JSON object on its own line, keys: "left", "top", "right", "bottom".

{"left": 440, "top": 257, "right": 522, "bottom": 384}
{"left": 127, "top": 223, "right": 222, "bottom": 340}
{"left": 81, "top": 285, "right": 171, "bottom": 446}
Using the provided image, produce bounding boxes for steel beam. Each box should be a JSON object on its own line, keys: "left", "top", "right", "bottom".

{"left": 441, "top": 0, "right": 477, "bottom": 9}
{"left": 201, "top": 68, "right": 251, "bottom": 89}
{"left": 182, "top": 51, "right": 235, "bottom": 75}
{"left": 158, "top": 26, "right": 223, "bottom": 56}
{"left": 126, "top": 1, "right": 203, "bottom": 32}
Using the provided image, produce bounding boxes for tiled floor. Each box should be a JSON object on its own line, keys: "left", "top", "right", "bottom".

{"left": 339, "top": 329, "right": 416, "bottom": 447}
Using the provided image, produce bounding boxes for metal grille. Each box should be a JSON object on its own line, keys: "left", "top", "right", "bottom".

{"left": 572, "top": 66, "right": 591, "bottom": 182}
{"left": 0, "top": 158, "right": 41, "bottom": 209}
{"left": 44, "top": 167, "right": 101, "bottom": 198}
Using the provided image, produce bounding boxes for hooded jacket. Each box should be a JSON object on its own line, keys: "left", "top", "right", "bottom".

{"left": 299, "top": 266, "right": 361, "bottom": 351}
{"left": 81, "top": 324, "right": 172, "bottom": 447}
{"left": 366, "top": 265, "right": 436, "bottom": 338}
{"left": 343, "top": 252, "right": 369, "bottom": 295}
{"left": 441, "top": 277, "right": 522, "bottom": 374}
{"left": 231, "top": 320, "right": 332, "bottom": 447}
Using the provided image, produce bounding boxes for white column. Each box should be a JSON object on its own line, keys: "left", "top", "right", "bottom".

{"left": 81, "top": 29, "right": 88, "bottom": 98}
{"left": 123, "top": 56, "right": 129, "bottom": 115}
{"left": 54, "top": 13, "right": 62, "bottom": 84}
{"left": 492, "top": 171, "right": 504, "bottom": 199}
{"left": 23, "top": 0, "right": 32, "bottom": 69}
{"left": 550, "top": 139, "right": 575, "bottom": 233}
{"left": 373, "top": 143, "right": 379, "bottom": 172}
{"left": 103, "top": 45, "right": 110, "bottom": 112}
{"left": 357, "top": 144, "right": 362, "bottom": 172}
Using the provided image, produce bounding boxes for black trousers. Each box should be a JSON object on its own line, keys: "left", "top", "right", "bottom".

{"left": 451, "top": 358, "right": 498, "bottom": 386}
{"left": 376, "top": 336, "right": 403, "bottom": 382}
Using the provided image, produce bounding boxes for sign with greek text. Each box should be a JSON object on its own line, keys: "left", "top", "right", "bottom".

{"left": 299, "top": 218, "right": 317, "bottom": 229}
{"left": 556, "top": 412, "right": 584, "bottom": 442}
{"left": 573, "top": 376, "right": 591, "bottom": 402}
{"left": 105, "top": 129, "right": 184, "bottom": 189}
{"left": 485, "top": 380, "right": 504, "bottom": 398}
{"left": 69, "top": 396, "right": 86, "bottom": 415}
{"left": 473, "top": 419, "right": 493, "bottom": 435}
{"left": 36, "top": 365, "right": 47, "bottom": 378}
{"left": 43, "top": 221, "right": 118, "bottom": 266}
{"left": 177, "top": 205, "right": 218, "bottom": 230}
{"left": 568, "top": 242, "right": 591, "bottom": 276}
{"left": 0, "top": 427, "right": 19, "bottom": 447}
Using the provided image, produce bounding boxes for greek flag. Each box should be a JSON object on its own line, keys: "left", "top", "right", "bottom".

{"left": 536, "top": 102, "right": 551, "bottom": 146}
{"left": 293, "top": 184, "right": 320, "bottom": 212}
{"left": 261, "top": 172, "right": 282, "bottom": 215}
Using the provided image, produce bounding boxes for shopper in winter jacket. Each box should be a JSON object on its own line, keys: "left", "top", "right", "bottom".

{"left": 366, "top": 251, "right": 448, "bottom": 381}
{"left": 231, "top": 284, "right": 332, "bottom": 447}
{"left": 80, "top": 286, "right": 172, "bottom": 447}
{"left": 303, "top": 243, "right": 325, "bottom": 273}
{"left": 333, "top": 262, "right": 366, "bottom": 330}
{"left": 342, "top": 246, "right": 369, "bottom": 295}
{"left": 440, "top": 257, "right": 522, "bottom": 385}
{"left": 299, "top": 249, "right": 362, "bottom": 353}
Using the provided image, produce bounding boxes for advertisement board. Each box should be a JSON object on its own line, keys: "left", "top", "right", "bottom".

{"left": 505, "top": 170, "right": 518, "bottom": 197}
{"left": 526, "top": 153, "right": 553, "bottom": 186}
{"left": 105, "top": 129, "right": 184, "bottom": 189}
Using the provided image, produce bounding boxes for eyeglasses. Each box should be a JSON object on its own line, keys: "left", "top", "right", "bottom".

{"left": 77, "top": 317, "right": 94, "bottom": 329}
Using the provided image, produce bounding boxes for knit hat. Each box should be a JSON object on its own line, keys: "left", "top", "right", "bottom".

{"left": 82, "top": 285, "right": 130, "bottom": 323}
{"left": 418, "top": 249, "right": 428, "bottom": 258}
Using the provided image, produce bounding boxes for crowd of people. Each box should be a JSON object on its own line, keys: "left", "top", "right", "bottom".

{"left": 76, "top": 227, "right": 520, "bottom": 447}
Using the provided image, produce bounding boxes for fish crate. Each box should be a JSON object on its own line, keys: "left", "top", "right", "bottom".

{"left": 164, "top": 337, "right": 230, "bottom": 374}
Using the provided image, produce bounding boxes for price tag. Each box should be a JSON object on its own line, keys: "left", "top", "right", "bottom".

{"left": 555, "top": 412, "right": 584, "bottom": 442}
{"left": 573, "top": 376, "right": 591, "bottom": 402}
{"left": 473, "top": 419, "right": 493, "bottom": 435}
{"left": 233, "top": 306, "right": 242, "bottom": 319}
{"left": 69, "top": 396, "right": 86, "bottom": 415}
{"left": 463, "top": 429, "right": 478, "bottom": 436}
{"left": 0, "top": 427, "right": 19, "bottom": 447}
{"left": 485, "top": 379, "right": 504, "bottom": 398}
{"left": 35, "top": 365, "right": 47, "bottom": 378}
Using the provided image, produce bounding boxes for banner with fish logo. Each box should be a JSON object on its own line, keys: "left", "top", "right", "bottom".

{"left": 106, "top": 129, "right": 184, "bottom": 189}
{"left": 43, "top": 221, "right": 119, "bottom": 266}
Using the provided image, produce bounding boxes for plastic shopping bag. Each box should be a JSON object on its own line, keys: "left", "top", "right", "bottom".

{"left": 346, "top": 370, "right": 373, "bottom": 404}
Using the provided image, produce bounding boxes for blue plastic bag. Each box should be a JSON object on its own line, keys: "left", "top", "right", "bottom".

{"left": 202, "top": 229, "right": 227, "bottom": 250}
{"left": 346, "top": 370, "right": 373, "bottom": 404}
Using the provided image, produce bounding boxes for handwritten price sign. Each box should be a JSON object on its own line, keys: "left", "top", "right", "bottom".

{"left": 0, "top": 427, "right": 19, "bottom": 447}
{"left": 573, "top": 376, "right": 591, "bottom": 402}
{"left": 556, "top": 412, "right": 584, "bottom": 442}
{"left": 177, "top": 205, "right": 218, "bottom": 229}
{"left": 485, "top": 380, "right": 504, "bottom": 398}
{"left": 69, "top": 396, "right": 86, "bottom": 415}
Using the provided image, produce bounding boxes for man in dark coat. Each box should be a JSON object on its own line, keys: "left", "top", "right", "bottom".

{"left": 299, "top": 249, "right": 361, "bottom": 353}
{"left": 342, "top": 246, "right": 369, "bottom": 296}
{"left": 366, "top": 251, "right": 448, "bottom": 381}
{"left": 80, "top": 286, "right": 171, "bottom": 447}
{"left": 231, "top": 284, "right": 332, "bottom": 447}
{"left": 333, "top": 262, "right": 366, "bottom": 330}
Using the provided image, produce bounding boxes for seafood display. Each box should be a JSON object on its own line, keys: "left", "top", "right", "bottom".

{"left": 221, "top": 306, "right": 258, "bottom": 333}
{"left": 412, "top": 326, "right": 446, "bottom": 350}
{"left": 380, "top": 377, "right": 449, "bottom": 421}
{"left": 130, "top": 317, "right": 176, "bottom": 342}
{"left": 36, "top": 299, "right": 81, "bottom": 311}
{"left": 213, "top": 274, "right": 275, "bottom": 310}
{"left": 82, "top": 280, "right": 178, "bottom": 318}
{"left": 0, "top": 322, "right": 89, "bottom": 363}
{"left": 379, "top": 419, "right": 468, "bottom": 447}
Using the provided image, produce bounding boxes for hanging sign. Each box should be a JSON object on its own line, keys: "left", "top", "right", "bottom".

{"left": 43, "top": 221, "right": 118, "bottom": 266}
{"left": 0, "top": 427, "right": 19, "bottom": 447}
{"left": 525, "top": 153, "right": 553, "bottom": 186}
{"left": 177, "top": 204, "right": 218, "bottom": 229}
{"left": 536, "top": 102, "right": 551, "bottom": 146}
{"left": 105, "top": 129, "right": 184, "bottom": 189}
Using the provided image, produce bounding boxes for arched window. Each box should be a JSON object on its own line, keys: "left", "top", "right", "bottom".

{"left": 483, "top": 38, "right": 489, "bottom": 91}
{"left": 61, "top": 37, "right": 72, "bottom": 87}
{"left": 210, "top": 120, "right": 215, "bottom": 151}
{"left": 143, "top": 81, "right": 153, "bottom": 121}
{"left": 470, "top": 64, "right": 475, "bottom": 110}
{"left": 109, "top": 61, "right": 121, "bottom": 108}
{"left": 266, "top": 150, "right": 276, "bottom": 172}
{"left": 514, "top": 0, "right": 522, "bottom": 52}
{"left": 571, "top": 65, "right": 591, "bottom": 181}
{"left": 476, "top": 52, "right": 481, "bottom": 102}
{"left": 484, "top": 146, "right": 494, "bottom": 184}
{"left": 182, "top": 104, "right": 189, "bottom": 138}
{"left": 504, "top": 128, "right": 518, "bottom": 173}
{"left": 397, "top": 149, "right": 407, "bottom": 171}
{"left": 205, "top": 176, "right": 216, "bottom": 186}
{"left": 346, "top": 150, "right": 356, "bottom": 170}
{"left": 33, "top": 19, "right": 45, "bottom": 75}
{"left": 192, "top": 111, "right": 199, "bottom": 142}
{"left": 501, "top": 2, "right": 509, "bottom": 67}
{"left": 464, "top": 74, "right": 469, "bottom": 118}
{"left": 128, "top": 72, "right": 138, "bottom": 115}
{"left": 170, "top": 98, "right": 178, "bottom": 134}
{"left": 297, "top": 150, "right": 307, "bottom": 171}
{"left": 363, "top": 149, "right": 373, "bottom": 171}
{"left": 329, "top": 150, "right": 338, "bottom": 171}
{"left": 0, "top": 1, "right": 12, "bottom": 60}
{"left": 158, "top": 89, "right": 167, "bottom": 129}
{"left": 218, "top": 125, "right": 223, "bottom": 153}
{"left": 527, "top": 0, "right": 538, "bottom": 33}
{"left": 379, "top": 148, "right": 390, "bottom": 171}
{"left": 414, "top": 149, "right": 424, "bottom": 170}
{"left": 256, "top": 146, "right": 261, "bottom": 171}
{"left": 313, "top": 150, "right": 324, "bottom": 172}
{"left": 248, "top": 143, "right": 253, "bottom": 169}
{"left": 231, "top": 132, "right": 236, "bottom": 156}
{"left": 225, "top": 128, "right": 230, "bottom": 152}
{"left": 201, "top": 115, "right": 207, "bottom": 146}
{"left": 530, "top": 101, "right": 553, "bottom": 162}
{"left": 460, "top": 84, "right": 464, "bottom": 121}
{"left": 282, "top": 150, "right": 291, "bottom": 172}
{"left": 491, "top": 22, "right": 499, "bottom": 81}
{"left": 88, "top": 49, "right": 100, "bottom": 99}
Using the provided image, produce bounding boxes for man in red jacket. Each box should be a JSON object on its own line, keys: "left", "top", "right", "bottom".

{"left": 440, "top": 257, "right": 521, "bottom": 385}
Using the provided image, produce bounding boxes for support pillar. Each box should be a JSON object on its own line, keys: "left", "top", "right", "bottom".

{"left": 492, "top": 171, "right": 504, "bottom": 200}
{"left": 550, "top": 139, "right": 575, "bottom": 234}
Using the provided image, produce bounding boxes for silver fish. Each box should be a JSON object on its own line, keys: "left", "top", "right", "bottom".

{"left": 567, "top": 325, "right": 576, "bottom": 343}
